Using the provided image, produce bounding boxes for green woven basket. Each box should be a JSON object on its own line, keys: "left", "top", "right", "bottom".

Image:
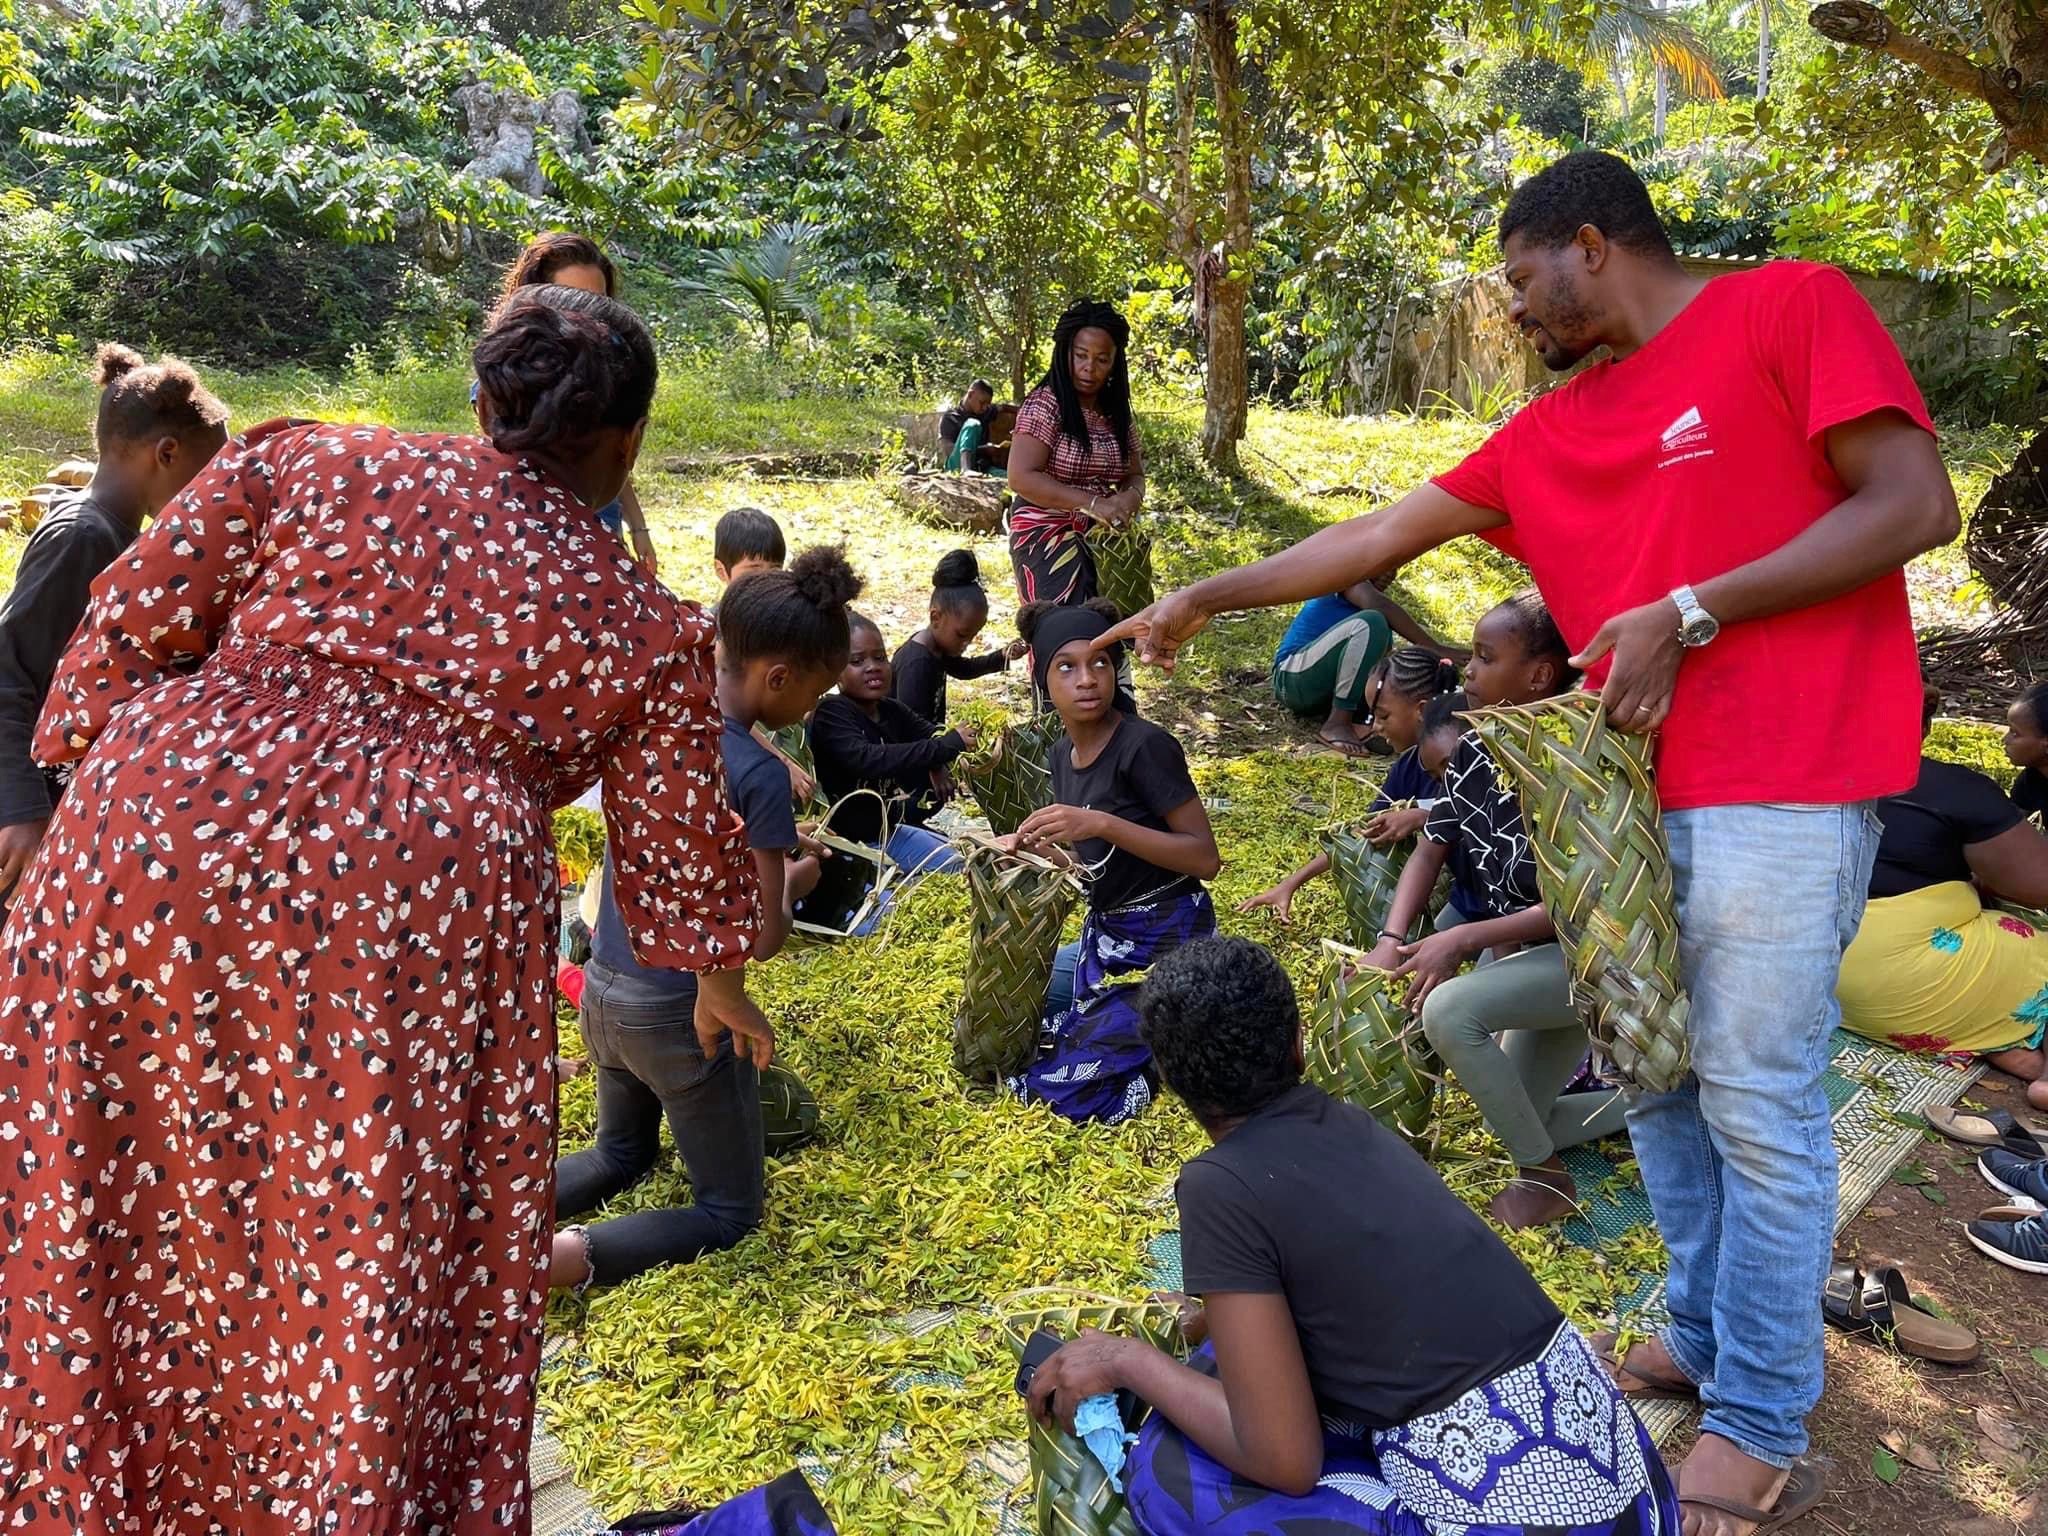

{"left": 1321, "top": 806, "right": 1425, "bottom": 948}
{"left": 1087, "top": 519, "right": 1155, "bottom": 620}
{"left": 999, "top": 1289, "right": 1186, "bottom": 1536}
{"left": 960, "top": 713, "right": 1063, "bottom": 838}
{"left": 1463, "top": 693, "right": 1692, "bottom": 1095}
{"left": 953, "top": 839, "right": 1081, "bottom": 1082}
{"left": 759, "top": 1062, "right": 820, "bottom": 1155}
{"left": 1307, "top": 939, "right": 1438, "bottom": 1147}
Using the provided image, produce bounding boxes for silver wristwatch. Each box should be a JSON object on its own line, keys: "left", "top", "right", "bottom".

{"left": 1670, "top": 584, "right": 1720, "bottom": 648}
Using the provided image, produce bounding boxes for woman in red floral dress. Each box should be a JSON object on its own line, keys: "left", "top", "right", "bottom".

{"left": 0, "top": 286, "right": 767, "bottom": 1533}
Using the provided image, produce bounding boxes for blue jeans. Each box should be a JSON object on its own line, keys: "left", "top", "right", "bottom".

{"left": 556, "top": 960, "right": 764, "bottom": 1285}
{"left": 848, "top": 823, "right": 964, "bottom": 937}
{"left": 1628, "top": 801, "right": 1879, "bottom": 1467}
{"left": 1045, "top": 938, "right": 1081, "bottom": 1017}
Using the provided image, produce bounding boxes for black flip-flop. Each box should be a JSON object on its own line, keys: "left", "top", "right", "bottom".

{"left": 1821, "top": 1262, "right": 1980, "bottom": 1363}
{"left": 1680, "top": 1456, "right": 1825, "bottom": 1536}
{"left": 1924, "top": 1104, "right": 2046, "bottom": 1159}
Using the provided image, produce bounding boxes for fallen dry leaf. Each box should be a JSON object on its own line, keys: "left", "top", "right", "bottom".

{"left": 1862, "top": 1204, "right": 1900, "bottom": 1220}
{"left": 1977, "top": 1439, "right": 2028, "bottom": 1480}
{"left": 1975, "top": 1405, "right": 2024, "bottom": 1451}
{"left": 1878, "top": 1428, "right": 1943, "bottom": 1472}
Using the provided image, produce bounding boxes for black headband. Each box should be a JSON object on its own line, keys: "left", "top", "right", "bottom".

{"left": 1031, "top": 606, "right": 1122, "bottom": 695}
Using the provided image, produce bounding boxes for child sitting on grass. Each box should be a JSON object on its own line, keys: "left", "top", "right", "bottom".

{"left": 1240, "top": 645, "right": 1477, "bottom": 928}
{"left": 1362, "top": 593, "right": 1625, "bottom": 1229}
{"left": 1006, "top": 600, "right": 1219, "bottom": 1125}
{"left": 2008, "top": 681, "right": 2047, "bottom": 827}
{"left": 801, "top": 612, "right": 975, "bottom": 932}
{"left": 549, "top": 547, "right": 860, "bottom": 1291}
{"left": 1025, "top": 936, "right": 1679, "bottom": 1536}
{"left": 891, "top": 549, "right": 1028, "bottom": 726}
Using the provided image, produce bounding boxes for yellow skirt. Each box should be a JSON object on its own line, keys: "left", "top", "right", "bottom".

{"left": 1837, "top": 881, "right": 2048, "bottom": 1056}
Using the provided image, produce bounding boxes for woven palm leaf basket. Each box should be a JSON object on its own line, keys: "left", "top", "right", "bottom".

{"left": 1308, "top": 939, "right": 1438, "bottom": 1147}
{"left": 953, "top": 837, "right": 1082, "bottom": 1082}
{"left": 1462, "top": 692, "right": 1692, "bottom": 1095}
{"left": 1321, "top": 801, "right": 1432, "bottom": 948}
{"left": 1087, "top": 518, "right": 1155, "bottom": 621}
{"left": 999, "top": 1289, "right": 1187, "bottom": 1536}
{"left": 960, "top": 712, "right": 1063, "bottom": 838}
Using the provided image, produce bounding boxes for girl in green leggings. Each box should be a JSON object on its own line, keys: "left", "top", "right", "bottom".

{"left": 1361, "top": 592, "right": 1626, "bottom": 1231}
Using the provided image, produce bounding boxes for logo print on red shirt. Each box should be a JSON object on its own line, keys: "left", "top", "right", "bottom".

{"left": 1658, "top": 405, "right": 1713, "bottom": 466}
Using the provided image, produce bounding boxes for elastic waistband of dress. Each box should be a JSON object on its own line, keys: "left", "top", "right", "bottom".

{"left": 206, "top": 638, "right": 559, "bottom": 804}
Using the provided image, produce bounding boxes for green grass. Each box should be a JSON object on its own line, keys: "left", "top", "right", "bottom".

{"left": 0, "top": 350, "right": 2031, "bottom": 1527}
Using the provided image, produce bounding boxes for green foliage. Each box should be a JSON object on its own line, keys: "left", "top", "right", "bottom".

{"left": 1482, "top": 55, "right": 1600, "bottom": 143}
{"left": 863, "top": 43, "right": 1141, "bottom": 398}
{"left": 677, "top": 219, "right": 837, "bottom": 356}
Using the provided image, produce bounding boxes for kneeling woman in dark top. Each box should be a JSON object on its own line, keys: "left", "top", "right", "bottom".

{"left": 1027, "top": 937, "right": 1680, "bottom": 1536}
{"left": 1006, "top": 599, "right": 1218, "bottom": 1125}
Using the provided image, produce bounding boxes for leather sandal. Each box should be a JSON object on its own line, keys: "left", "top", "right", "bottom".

{"left": 1680, "top": 1456, "right": 1825, "bottom": 1536}
{"left": 1925, "top": 1104, "right": 2045, "bottom": 1159}
{"left": 1587, "top": 1328, "right": 1699, "bottom": 1401}
{"left": 1821, "top": 1262, "right": 1980, "bottom": 1363}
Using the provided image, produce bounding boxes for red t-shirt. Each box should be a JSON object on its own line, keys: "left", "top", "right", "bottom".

{"left": 1433, "top": 260, "right": 1934, "bottom": 812}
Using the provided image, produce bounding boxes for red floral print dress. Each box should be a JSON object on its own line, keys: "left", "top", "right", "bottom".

{"left": 0, "top": 420, "right": 757, "bottom": 1534}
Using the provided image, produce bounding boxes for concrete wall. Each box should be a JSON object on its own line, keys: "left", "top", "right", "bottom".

{"left": 1353, "top": 255, "right": 2032, "bottom": 417}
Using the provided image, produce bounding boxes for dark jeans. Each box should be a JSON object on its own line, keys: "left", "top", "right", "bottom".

{"left": 556, "top": 959, "right": 765, "bottom": 1286}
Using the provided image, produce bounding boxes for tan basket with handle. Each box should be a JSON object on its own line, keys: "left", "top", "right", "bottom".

{"left": 1306, "top": 939, "right": 1438, "bottom": 1147}
{"left": 952, "top": 837, "right": 1082, "bottom": 1083}
{"left": 999, "top": 1288, "right": 1187, "bottom": 1536}
{"left": 1462, "top": 692, "right": 1692, "bottom": 1094}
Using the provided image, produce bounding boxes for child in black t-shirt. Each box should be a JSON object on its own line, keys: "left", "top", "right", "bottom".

{"left": 2007, "top": 681, "right": 2048, "bottom": 827}
{"left": 891, "top": 550, "right": 1026, "bottom": 727}
{"left": 1005, "top": 599, "right": 1219, "bottom": 1125}
{"left": 1024, "top": 936, "right": 1679, "bottom": 1536}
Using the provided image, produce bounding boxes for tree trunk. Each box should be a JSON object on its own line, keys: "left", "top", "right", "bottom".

{"left": 1653, "top": 0, "right": 1669, "bottom": 134}
{"left": 1757, "top": 0, "right": 1771, "bottom": 98}
{"left": 1809, "top": 1, "right": 2048, "bottom": 166}
{"left": 1199, "top": 0, "right": 1252, "bottom": 475}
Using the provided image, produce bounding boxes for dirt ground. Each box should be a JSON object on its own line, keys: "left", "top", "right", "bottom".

{"left": 1655, "top": 1071, "right": 2047, "bottom": 1536}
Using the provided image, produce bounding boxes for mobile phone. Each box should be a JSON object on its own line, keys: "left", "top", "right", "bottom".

{"left": 1014, "top": 1328, "right": 1063, "bottom": 1398}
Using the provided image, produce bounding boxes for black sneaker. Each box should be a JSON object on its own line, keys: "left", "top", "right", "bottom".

{"left": 1965, "top": 1209, "right": 2048, "bottom": 1274}
{"left": 1978, "top": 1148, "right": 2048, "bottom": 1205}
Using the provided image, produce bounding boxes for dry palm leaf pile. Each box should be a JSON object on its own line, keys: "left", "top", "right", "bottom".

{"left": 541, "top": 753, "right": 1664, "bottom": 1529}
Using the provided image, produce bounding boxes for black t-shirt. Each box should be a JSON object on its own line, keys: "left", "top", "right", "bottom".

{"left": 1179, "top": 1082, "right": 1564, "bottom": 1428}
{"left": 807, "top": 693, "right": 966, "bottom": 847}
{"left": 2015, "top": 767, "right": 2048, "bottom": 827}
{"left": 1869, "top": 756, "right": 2023, "bottom": 899}
{"left": 890, "top": 635, "right": 1007, "bottom": 726}
{"left": 0, "top": 491, "right": 140, "bottom": 828}
{"left": 939, "top": 405, "right": 988, "bottom": 443}
{"left": 1424, "top": 733, "right": 1541, "bottom": 918}
{"left": 1051, "top": 713, "right": 1201, "bottom": 911}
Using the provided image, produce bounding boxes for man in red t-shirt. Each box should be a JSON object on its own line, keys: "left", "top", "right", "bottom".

{"left": 1103, "top": 151, "right": 1958, "bottom": 1534}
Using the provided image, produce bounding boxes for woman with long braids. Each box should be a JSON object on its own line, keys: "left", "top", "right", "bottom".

{"left": 0, "top": 284, "right": 770, "bottom": 1531}
{"left": 1006, "top": 298, "right": 1145, "bottom": 608}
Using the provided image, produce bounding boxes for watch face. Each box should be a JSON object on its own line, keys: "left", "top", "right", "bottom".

{"left": 1680, "top": 613, "right": 1720, "bottom": 647}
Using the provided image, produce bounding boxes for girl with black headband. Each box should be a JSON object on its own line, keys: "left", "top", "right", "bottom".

{"left": 1005, "top": 299, "right": 1144, "bottom": 609}
{"left": 1004, "top": 600, "right": 1220, "bottom": 1124}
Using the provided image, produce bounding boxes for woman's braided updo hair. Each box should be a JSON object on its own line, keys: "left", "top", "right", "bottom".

{"left": 472, "top": 284, "right": 657, "bottom": 455}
